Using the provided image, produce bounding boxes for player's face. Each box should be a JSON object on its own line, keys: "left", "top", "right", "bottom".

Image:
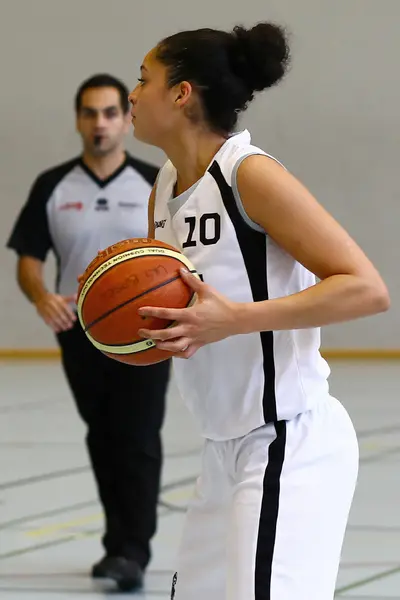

{"left": 76, "top": 87, "right": 130, "bottom": 157}
{"left": 128, "top": 50, "right": 191, "bottom": 147}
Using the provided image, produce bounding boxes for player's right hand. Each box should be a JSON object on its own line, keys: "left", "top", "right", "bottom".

{"left": 35, "top": 293, "right": 77, "bottom": 333}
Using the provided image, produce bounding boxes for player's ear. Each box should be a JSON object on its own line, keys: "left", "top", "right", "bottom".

{"left": 174, "top": 81, "right": 192, "bottom": 107}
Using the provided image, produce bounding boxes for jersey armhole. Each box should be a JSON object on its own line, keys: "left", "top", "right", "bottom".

{"left": 154, "top": 169, "right": 160, "bottom": 192}
{"left": 231, "top": 152, "right": 286, "bottom": 233}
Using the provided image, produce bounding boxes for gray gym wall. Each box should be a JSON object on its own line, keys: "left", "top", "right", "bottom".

{"left": 0, "top": 0, "right": 397, "bottom": 350}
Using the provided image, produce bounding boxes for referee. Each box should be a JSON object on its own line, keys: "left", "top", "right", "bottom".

{"left": 7, "top": 74, "right": 170, "bottom": 592}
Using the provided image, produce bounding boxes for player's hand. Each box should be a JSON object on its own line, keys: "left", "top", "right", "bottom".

{"left": 137, "top": 269, "right": 239, "bottom": 359}
{"left": 35, "top": 292, "right": 77, "bottom": 333}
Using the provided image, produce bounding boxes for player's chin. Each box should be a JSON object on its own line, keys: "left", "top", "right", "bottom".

{"left": 132, "top": 123, "right": 158, "bottom": 146}
{"left": 132, "top": 122, "right": 144, "bottom": 140}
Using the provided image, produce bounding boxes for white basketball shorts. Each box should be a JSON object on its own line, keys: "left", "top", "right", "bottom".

{"left": 170, "top": 396, "right": 359, "bottom": 600}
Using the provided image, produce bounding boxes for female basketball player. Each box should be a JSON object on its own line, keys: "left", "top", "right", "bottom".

{"left": 128, "top": 23, "right": 389, "bottom": 600}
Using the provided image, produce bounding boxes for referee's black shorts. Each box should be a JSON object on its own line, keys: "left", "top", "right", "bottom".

{"left": 56, "top": 320, "right": 170, "bottom": 434}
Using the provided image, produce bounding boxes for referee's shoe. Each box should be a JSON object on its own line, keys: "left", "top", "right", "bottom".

{"left": 92, "top": 556, "right": 144, "bottom": 592}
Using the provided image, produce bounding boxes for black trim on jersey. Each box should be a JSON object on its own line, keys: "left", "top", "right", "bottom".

{"left": 79, "top": 153, "right": 159, "bottom": 189}
{"left": 79, "top": 154, "right": 129, "bottom": 188}
{"left": 7, "top": 154, "right": 159, "bottom": 262}
{"left": 127, "top": 155, "right": 159, "bottom": 187}
{"left": 6, "top": 157, "right": 80, "bottom": 261}
{"left": 255, "top": 421, "right": 286, "bottom": 599}
{"left": 208, "top": 161, "right": 277, "bottom": 423}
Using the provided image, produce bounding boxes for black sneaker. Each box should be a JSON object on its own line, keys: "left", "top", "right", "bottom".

{"left": 92, "top": 555, "right": 115, "bottom": 579}
{"left": 92, "top": 556, "right": 144, "bottom": 592}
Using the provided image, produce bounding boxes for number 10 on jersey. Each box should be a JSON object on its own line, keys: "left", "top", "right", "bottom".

{"left": 182, "top": 213, "right": 221, "bottom": 248}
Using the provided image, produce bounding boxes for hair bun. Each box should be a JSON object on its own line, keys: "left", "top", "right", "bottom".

{"left": 229, "top": 22, "right": 290, "bottom": 93}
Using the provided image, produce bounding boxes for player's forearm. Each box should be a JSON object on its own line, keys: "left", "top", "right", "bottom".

{"left": 237, "top": 274, "right": 390, "bottom": 334}
{"left": 17, "top": 257, "right": 48, "bottom": 304}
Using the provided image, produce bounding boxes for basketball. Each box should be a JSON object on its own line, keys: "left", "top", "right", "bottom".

{"left": 76, "top": 238, "right": 199, "bottom": 366}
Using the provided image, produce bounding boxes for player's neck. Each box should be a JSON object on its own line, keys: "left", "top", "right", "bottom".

{"left": 81, "top": 149, "right": 126, "bottom": 181}
{"left": 164, "top": 128, "right": 228, "bottom": 196}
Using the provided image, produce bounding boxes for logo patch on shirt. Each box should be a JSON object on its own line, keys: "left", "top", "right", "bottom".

{"left": 96, "top": 198, "right": 109, "bottom": 211}
{"left": 155, "top": 219, "right": 167, "bottom": 229}
{"left": 59, "top": 201, "right": 83, "bottom": 211}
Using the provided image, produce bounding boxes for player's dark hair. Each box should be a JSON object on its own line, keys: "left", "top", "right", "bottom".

{"left": 75, "top": 74, "right": 130, "bottom": 114}
{"left": 156, "top": 22, "right": 290, "bottom": 134}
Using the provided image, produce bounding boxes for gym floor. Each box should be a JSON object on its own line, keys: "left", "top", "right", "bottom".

{"left": 0, "top": 359, "right": 399, "bottom": 599}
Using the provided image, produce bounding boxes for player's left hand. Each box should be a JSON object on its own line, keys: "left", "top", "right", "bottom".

{"left": 137, "top": 268, "right": 240, "bottom": 359}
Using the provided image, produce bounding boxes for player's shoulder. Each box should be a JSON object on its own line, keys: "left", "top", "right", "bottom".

{"left": 218, "top": 130, "right": 286, "bottom": 175}
{"left": 152, "top": 160, "right": 176, "bottom": 197}
{"left": 157, "top": 159, "right": 175, "bottom": 179}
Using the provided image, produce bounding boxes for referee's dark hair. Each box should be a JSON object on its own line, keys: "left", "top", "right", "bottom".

{"left": 75, "top": 74, "right": 130, "bottom": 114}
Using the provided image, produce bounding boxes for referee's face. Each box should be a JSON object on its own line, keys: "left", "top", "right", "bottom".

{"left": 76, "top": 87, "right": 130, "bottom": 156}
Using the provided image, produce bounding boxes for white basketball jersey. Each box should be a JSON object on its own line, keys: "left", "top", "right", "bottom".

{"left": 154, "top": 130, "right": 330, "bottom": 441}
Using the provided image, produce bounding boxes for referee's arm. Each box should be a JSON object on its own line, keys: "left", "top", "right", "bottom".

{"left": 7, "top": 175, "right": 76, "bottom": 332}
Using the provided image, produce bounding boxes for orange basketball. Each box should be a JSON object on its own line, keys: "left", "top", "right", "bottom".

{"left": 76, "top": 238, "right": 198, "bottom": 366}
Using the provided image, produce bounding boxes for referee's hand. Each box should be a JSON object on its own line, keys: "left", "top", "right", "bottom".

{"left": 35, "top": 293, "right": 77, "bottom": 333}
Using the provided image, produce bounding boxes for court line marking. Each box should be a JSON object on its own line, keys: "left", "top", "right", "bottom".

{"left": 0, "top": 500, "right": 98, "bottom": 532}
{"left": 0, "top": 466, "right": 90, "bottom": 492}
{"left": 335, "top": 565, "right": 400, "bottom": 594}
{"left": 25, "top": 485, "right": 193, "bottom": 538}
{"left": 1, "top": 426, "right": 399, "bottom": 592}
{"left": 1, "top": 420, "right": 398, "bottom": 492}
{"left": 0, "top": 476, "right": 196, "bottom": 561}
{"left": 26, "top": 514, "right": 103, "bottom": 538}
